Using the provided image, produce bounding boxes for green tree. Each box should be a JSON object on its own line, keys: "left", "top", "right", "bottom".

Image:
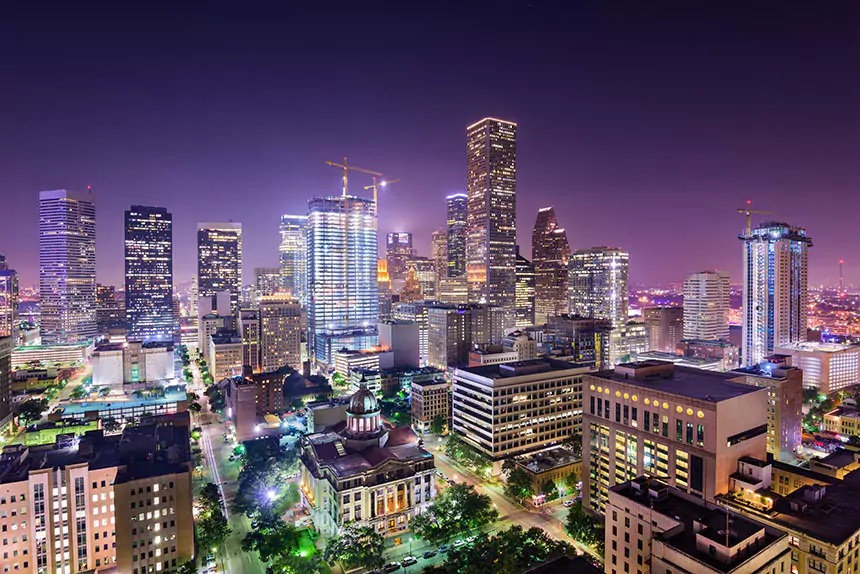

{"left": 563, "top": 471, "right": 580, "bottom": 493}
{"left": 269, "top": 552, "right": 323, "bottom": 574}
{"left": 541, "top": 478, "right": 558, "bottom": 501}
{"left": 430, "top": 414, "right": 446, "bottom": 436}
{"left": 102, "top": 417, "right": 122, "bottom": 433}
{"left": 323, "top": 522, "right": 385, "bottom": 571}
{"left": 242, "top": 512, "right": 301, "bottom": 563}
{"left": 436, "top": 525, "right": 568, "bottom": 574}
{"left": 331, "top": 372, "right": 347, "bottom": 387}
{"left": 565, "top": 499, "right": 604, "bottom": 555}
{"left": 411, "top": 483, "right": 498, "bottom": 544}
{"left": 17, "top": 398, "right": 49, "bottom": 426}
{"left": 197, "top": 509, "right": 231, "bottom": 551}
{"left": 502, "top": 460, "right": 533, "bottom": 503}
{"left": 199, "top": 482, "right": 222, "bottom": 512}
{"left": 188, "top": 402, "right": 202, "bottom": 413}
{"left": 444, "top": 433, "right": 492, "bottom": 474}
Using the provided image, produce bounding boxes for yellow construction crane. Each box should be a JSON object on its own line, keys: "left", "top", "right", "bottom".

{"left": 737, "top": 200, "right": 775, "bottom": 236}
{"left": 325, "top": 158, "right": 382, "bottom": 197}
{"left": 363, "top": 176, "right": 400, "bottom": 205}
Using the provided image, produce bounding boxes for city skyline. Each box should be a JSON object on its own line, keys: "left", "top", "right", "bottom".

{"left": 3, "top": 4, "right": 860, "bottom": 289}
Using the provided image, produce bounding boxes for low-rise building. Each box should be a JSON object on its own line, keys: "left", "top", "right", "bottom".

{"left": 299, "top": 385, "right": 436, "bottom": 537}
{"left": 11, "top": 342, "right": 92, "bottom": 369}
{"left": 0, "top": 415, "right": 194, "bottom": 574}
{"left": 512, "top": 445, "right": 581, "bottom": 506}
{"left": 307, "top": 397, "right": 350, "bottom": 433}
{"left": 48, "top": 386, "right": 188, "bottom": 423}
{"left": 822, "top": 405, "right": 860, "bottom": 437}
{"left": 452, "top": 358, "right": 593, "bottom": 471}
{"left": 333, "top": 348, "right": 394, "bottom": 379}
{"left": 776, "top": 341, "right": 860, "bottom": 395}
{"left": 729, "top": 361, "right": 803, "bottom": 462}
{"left": 633, "top": 350, "right": 726, "bottom": 371}
{"left": 92, "top": 340, "right": 175, "bottom": 386}
{"left": 209, "top": 331, "right": 243, "bottom": 381}
{"left": 678, "top": 339, "right": 740, "bottom": 371}
{"left": 608, "top": 476, "right": 790, "bottom": 574}
{"left": 468, "top": 330, "right": 539, "bottom": 367}
{"left": 12, "top": 365, "right": 78, "bottom": 391}
{"left": 411, "top": 379, "right": 450, "bottom": 435}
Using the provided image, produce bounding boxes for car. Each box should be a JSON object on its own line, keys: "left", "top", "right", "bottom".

{"left": 437, "top": 544, "right": 450, "bottom": 553}
{"left": 435, "top": 471, "right": 443, "bottom": 477}
{"left": 422, "top": 550, "right": 437, "bottom": 559}
{"left": 563, "top": 499, "right": 574, "bottom": 508}
{"left": 228, "top": 455, "right": 236, "bottom": 462}
{"left": 453, "top": 539, "right": 466, "bottom": 548}
{"left": 445, "top": 478, "right": 454, "bottom": 484}
{"left": 383, "top": 563, "right": 401, "bottom": 572}
{"left": 402, "top": 556, "right": 417, "bottom": 566}
{"left": 466, "top": 535, "right": 476, "bottom": 543}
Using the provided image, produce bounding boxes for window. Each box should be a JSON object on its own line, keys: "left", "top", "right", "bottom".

{"left": 662, "top": 421, "right": 669, "bottom": 437}
{"left": 616, "top": 404, "right": 621, "bottom": 423}
{"left": 697, "top": 424, "right": 705, "bottom": 447}
{"left": 632, "top": 407, "right": 637, "bottom": 422}
{"left": 676, "top": 420, "right": 683, "bottom": 442}
{"left": 686, "top": 423, "right": 694, "bottom": 445}
{"left": 644, "top": 411, "right": 650, "bottom": 432}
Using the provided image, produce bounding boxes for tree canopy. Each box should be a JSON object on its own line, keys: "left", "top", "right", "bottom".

{"left": 411, "top": 483, "right": 499, "bottom": 544}
{"left": 431, "top": 525, "right": 568, "bottom": 574}
{"left": 241, "top": 512, "right": 301, "bottom": 563}
{"left": 322, "top": 522, "right": 385, "bottom": 571}
{"left": 502, "top": 459, "right": 533, "bottom": 503}
{"left": 565, "top": 500, "right": 604, "bottom": 556}
{"left": 17, "top": 398, "right": 49, "bottom": 426}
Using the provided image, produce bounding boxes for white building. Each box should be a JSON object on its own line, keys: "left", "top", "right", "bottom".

{"left": 683, "top": 270, "right": 730, "bottom": 341}
{"left": 776, "top": 341, "right": 860, "bottom": 395}
{"left": 92, "top": 340, "right": 175, "bottom": 386}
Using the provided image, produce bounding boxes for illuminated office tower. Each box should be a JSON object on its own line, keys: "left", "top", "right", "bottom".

{"left": 741, "top": 222, "right": 812, "bottom": 366}
{"left": 431, "top": 228, "right": 448, "bottom": 286}
{"left": 446, "top": 193, "right": 468, "bottom": 278}
{"left": 514, "top": 247, "right": 535, "bottom": 328}
{"left": 0, "top": 255, "right": 18, "bottom": 338}
{"left": 239, "top": 306, "right": 261, "bottom": 372}
{"left": 259, "top": 294, "right": 302, "bottom": 372}
{"left": 568, "top": 246, "right": 629, "bottom": 328}
{"left": 532, "top": 207, "right": 570, "bottom": 324}
{"left": 408, "top": 257, "right": 437, "bottom": 300}
{"left": 307, "top": 195, "right": 378, "bottom": 368}
{"left": 643, "top": 307, "right": 684, "bottom": 353}
{"left": 465, "top": 118, "right": 517, "bottom": 326}
{"left": 279, "top": 214, "right": 308, "bottom": 305}
{"left": 683, "top": 270, "right": 730, "bottom": 341}
{"left": 39, "top": 188, "right": 97, "bottom": 343}
{"left": 124, "top": 206, "right": 173, "bottom": 342}
{"left": 254, "top": 267, "right": 282, "bottom": 302}
{"left": 197, "top": 222, "right": 242, "bottom": 313}
{"left": 378, "top": 259, "right": 392, "bottom": 323}
{"left": 386, "top": 231, "right": 413, "bottom": 287}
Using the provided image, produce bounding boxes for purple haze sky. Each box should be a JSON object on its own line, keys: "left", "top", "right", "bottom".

{"left": 3, "top": 1, "right": 860, "bottom": 289}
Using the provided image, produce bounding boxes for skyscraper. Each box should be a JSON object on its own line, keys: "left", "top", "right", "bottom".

{"left": 741, "top": 222, "right": 812, "bottom": 366}
{"left": 0, "top": 255, "right": 18, "bottom": 339}
{"left": 569, "top": 246, "right": 629, "bottom": 328}
{"left": 643, "top": 307, "right": 684, "bottom": 353}
{"left": 197, "top": 222, "right": 242, "bottom": 313}
{"left": 465, "top": 118, "right": 517, "bottom": 326}
{"left": 446, "top": 193, "right": 468, "bottom": 278}
{"left": 514, "top": 247, "right": 535, "bottom": 328}
{"left": 386, "top": 232, "right": 413, "bottom": 286}
{"left": 279, "top": 214, "right": 308, "bottom": 305}
{"left": 683, "top": 271, "right": 730, "bottom": 341}
{"left": 124, "top": 206, "right": 173, "bottom": 342}
{"left": 39, "top": 189, "right": 97, "bottom": 343}
{"left": 307, "top": 195, "right": 378, "bottom": 368}
{"left": 377, "top": 259, "right": 392, "bottom": 323}
{"left": 254, "top": 267, "right": 282, "bottom": 302}
{"left": 259, "top": 294, "right": 302, "bottom": 372}
{"left": 532, "top": 206, "right": 570, "bottom": 324}
{"left": 430, "top": 228, "right": 448, "bottom": 289}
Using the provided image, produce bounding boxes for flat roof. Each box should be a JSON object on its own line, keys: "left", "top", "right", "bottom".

{"left": 53, "top": 387, "right": 187, "bottom": 415}
{"left": 765, "top": 483, "right": 860, "bottom": 545}
{"left": 778, "top": 341, "right": 860, "bottom": 354}
{"left": 515, "top": 446, "right": 580, "bottom": 474}
{"left": 457, "top": 358, "right": 592, "bottom": 380}
{"left": 590, "top": 364, "right": 761, "bottom": 403}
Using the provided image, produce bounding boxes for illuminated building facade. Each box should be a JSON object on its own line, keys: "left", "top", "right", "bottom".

{"left": 238, "top": 306, "right": 261, "bottom": 372}
{"left": 279, "top": 214, "right": 308, "bottom": 305}
{"left": 427, "top": 304, "right": 505, "bottom": 370}
{"left": 307, "top": 195, "right": 378, "bottom": 368}
{"left": 377, "top": 259, "right": 392, "bottom": 323}
{"left": 446, "top": 193, "right": 468, "bottom": 278}
{"left": 254, "top": 267, "right": 282, "bottom": 303}
{"left": 775, "top": 341, "right": 860, "bottom": 394}
{"left": 514, "top": 247, "right": 535, "bottom": 328}
{"left": 532, "top": 207, "right": 570, "bottom": 324}
{"left": 430, "top": 229, "right": 447, "bottom": 289}
{"left": 568, "top": 246, "right": 628, "bottom": 329}
{"left": 408, "top": 257, "right": 437, "bottom": 300}
{"left": 582, "top": 361, "right": 768, "bottom": 514}
{"left": 197, "top": 222, "right": 242, "bottom": 314}
{"left": 741, "top": 222, "right": 812, "bottom": 366}
{"left": 683, "top": 270, "right": 730, "bottom": 341}
{"left": 259, "top": 294, "right": 302, "bottom": 372}
{"left": 39, "top": 189, "right": 97, "bottom": 344}
{"left": 386, "top": 231, "right": 413, "bottom": 286}
{"left": 643, "top": 307, "right": 684, "bottom": 353}
{"left": 465, "top": 118, "right": 517, "bottom": 327}
{"left": 124, "top": 206, "right": 174, "bottom": 342}
{"left": 0, "top": 255, "right": 18, "bottom": 339}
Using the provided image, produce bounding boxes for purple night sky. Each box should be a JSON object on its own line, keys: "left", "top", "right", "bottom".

{"left": 3, "top": 2, "right": 860, "bottom": 289}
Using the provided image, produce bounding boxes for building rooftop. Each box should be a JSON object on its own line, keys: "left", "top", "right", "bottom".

{"left": 210, "top": 331, "right": 242, "bottom": 345}
{"left": 613, "top": 477, "right": 786, "bottom": 573}
{"left": 591, "top": 361, "right": 762, "bottom": 403}
{"left": 515, "top": 445, "right": 580, "bottom": 474}
{"left": 52, "top": 386, "right": 187, "bottom": 416}
{"left": 825, "top": 406, "right": 860, "bottom": 419}
{"left": 765, "top": 483, "right": 860, "bottom": 545}
{"left": 778, "top": 341, "right": 860, "bottom": 354}
{"left": 458, "top": 358, "right": 592, "bottom": 380}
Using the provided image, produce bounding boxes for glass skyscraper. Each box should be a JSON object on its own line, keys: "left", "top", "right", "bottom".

{"left": 307, "top": 195, "right": 378, "bottom": 369}
{"left": 279, "top": 214, "right": 308, "bottom": 306}
{"left": 532, "top": 206, "right": 570, "bottom": 324}
{"left": 197, "top": 222, "right": 242, "bottom": 313}
{"left": 446, "top": 193, "right": 467, "bottom": 278}
{"left": 0, "top": 255, "right": 18, "bottom": 339}
{"left": 386, "top": 231, "right": 413, "bottom": 285}
{"left": 39, "top": 189, "right": 97, "bottom": 343}
{"left": 741, "top": 222, "right": 812, "bottom": 366}
{"left": 568, "top": 246, "right": 629, "bottom": 328}
{"left": 125, "top": 206, "right": 174, "bottom": 342}
{"left": 514, "top": 246, "right": 535, "bottom": 328}
{"left": 465, "top": 118, "right": 517, "bottom": 327}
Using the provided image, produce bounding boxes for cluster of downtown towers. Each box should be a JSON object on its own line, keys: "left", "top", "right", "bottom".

{"left": 30, "top": 117, "right": 812, "bottom": 369}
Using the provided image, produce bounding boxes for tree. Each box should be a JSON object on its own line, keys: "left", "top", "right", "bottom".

{"left": 411, "top": 483, "right": 498, "bottom": 544}
{"left": 430, "top": 415, "right": 446, "bottom": 436}
{"left": 435, "top": 525, "right": 568, "bottom": 574}
{"left": 445, "top": 433, "right": 492, "bottom": 474}
{"left": 323, "top": 522, "right": 385, "bottom": 571}
{"left": 331, "top": 372, "right": 347, "bottom": 387}
{"left": 502, "top": 461, "right": 533, "bottom": 503}
{"left": 565, "top": 500, "right": 604, "bottom": 555}
{"left": 17, "top": 399, "right": 49, "bottom": 426}
{"left": 102, "top": 417, "right": 122, "bottom": 433}
{"left": 541, "top": 478, "right": 558, "bottom": 501}
{"left": 269, "top": 552, "right": 323, "bottom": 574}
{"left": 197, "top": 509, "right": 231, "bottom": 551}
{"left": 563, "top": 471, "right": 580, "bottom": 493}
{"left": 199, "top": 483, "right": 222, "bottom": 513}
{"left": 188, "top": 402, "right": 202, "bottom": 413}
{"left": 70, "top": 385, "right": 90, "bottom": 400}
{"left": 242, "top": 513, "right": 301, "bottom": 563}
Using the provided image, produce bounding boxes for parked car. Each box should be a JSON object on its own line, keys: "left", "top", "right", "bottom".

{"left": 563, "top": 499, "right": 574, "bottom": 508}
{"left": 383, "top": 563, "right": 401, "bottom": 573}
{"left": 453, "top": 539, "right": 466, "bottom": 548}
{"left": 466, "top": 535, "right": 476, "bottom": 543}
{"left": 437, "top": 544, "right": 450, "bottom": 553}
{"left": 422, "top": 550, "right": 437, "bottom": 559}
{"left": 402, "top": 556, "right": 417, "bottom": 566}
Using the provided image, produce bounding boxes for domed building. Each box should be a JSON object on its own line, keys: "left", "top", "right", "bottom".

{"left": 299, "top": 383, "right": 437, "bottom": 537}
